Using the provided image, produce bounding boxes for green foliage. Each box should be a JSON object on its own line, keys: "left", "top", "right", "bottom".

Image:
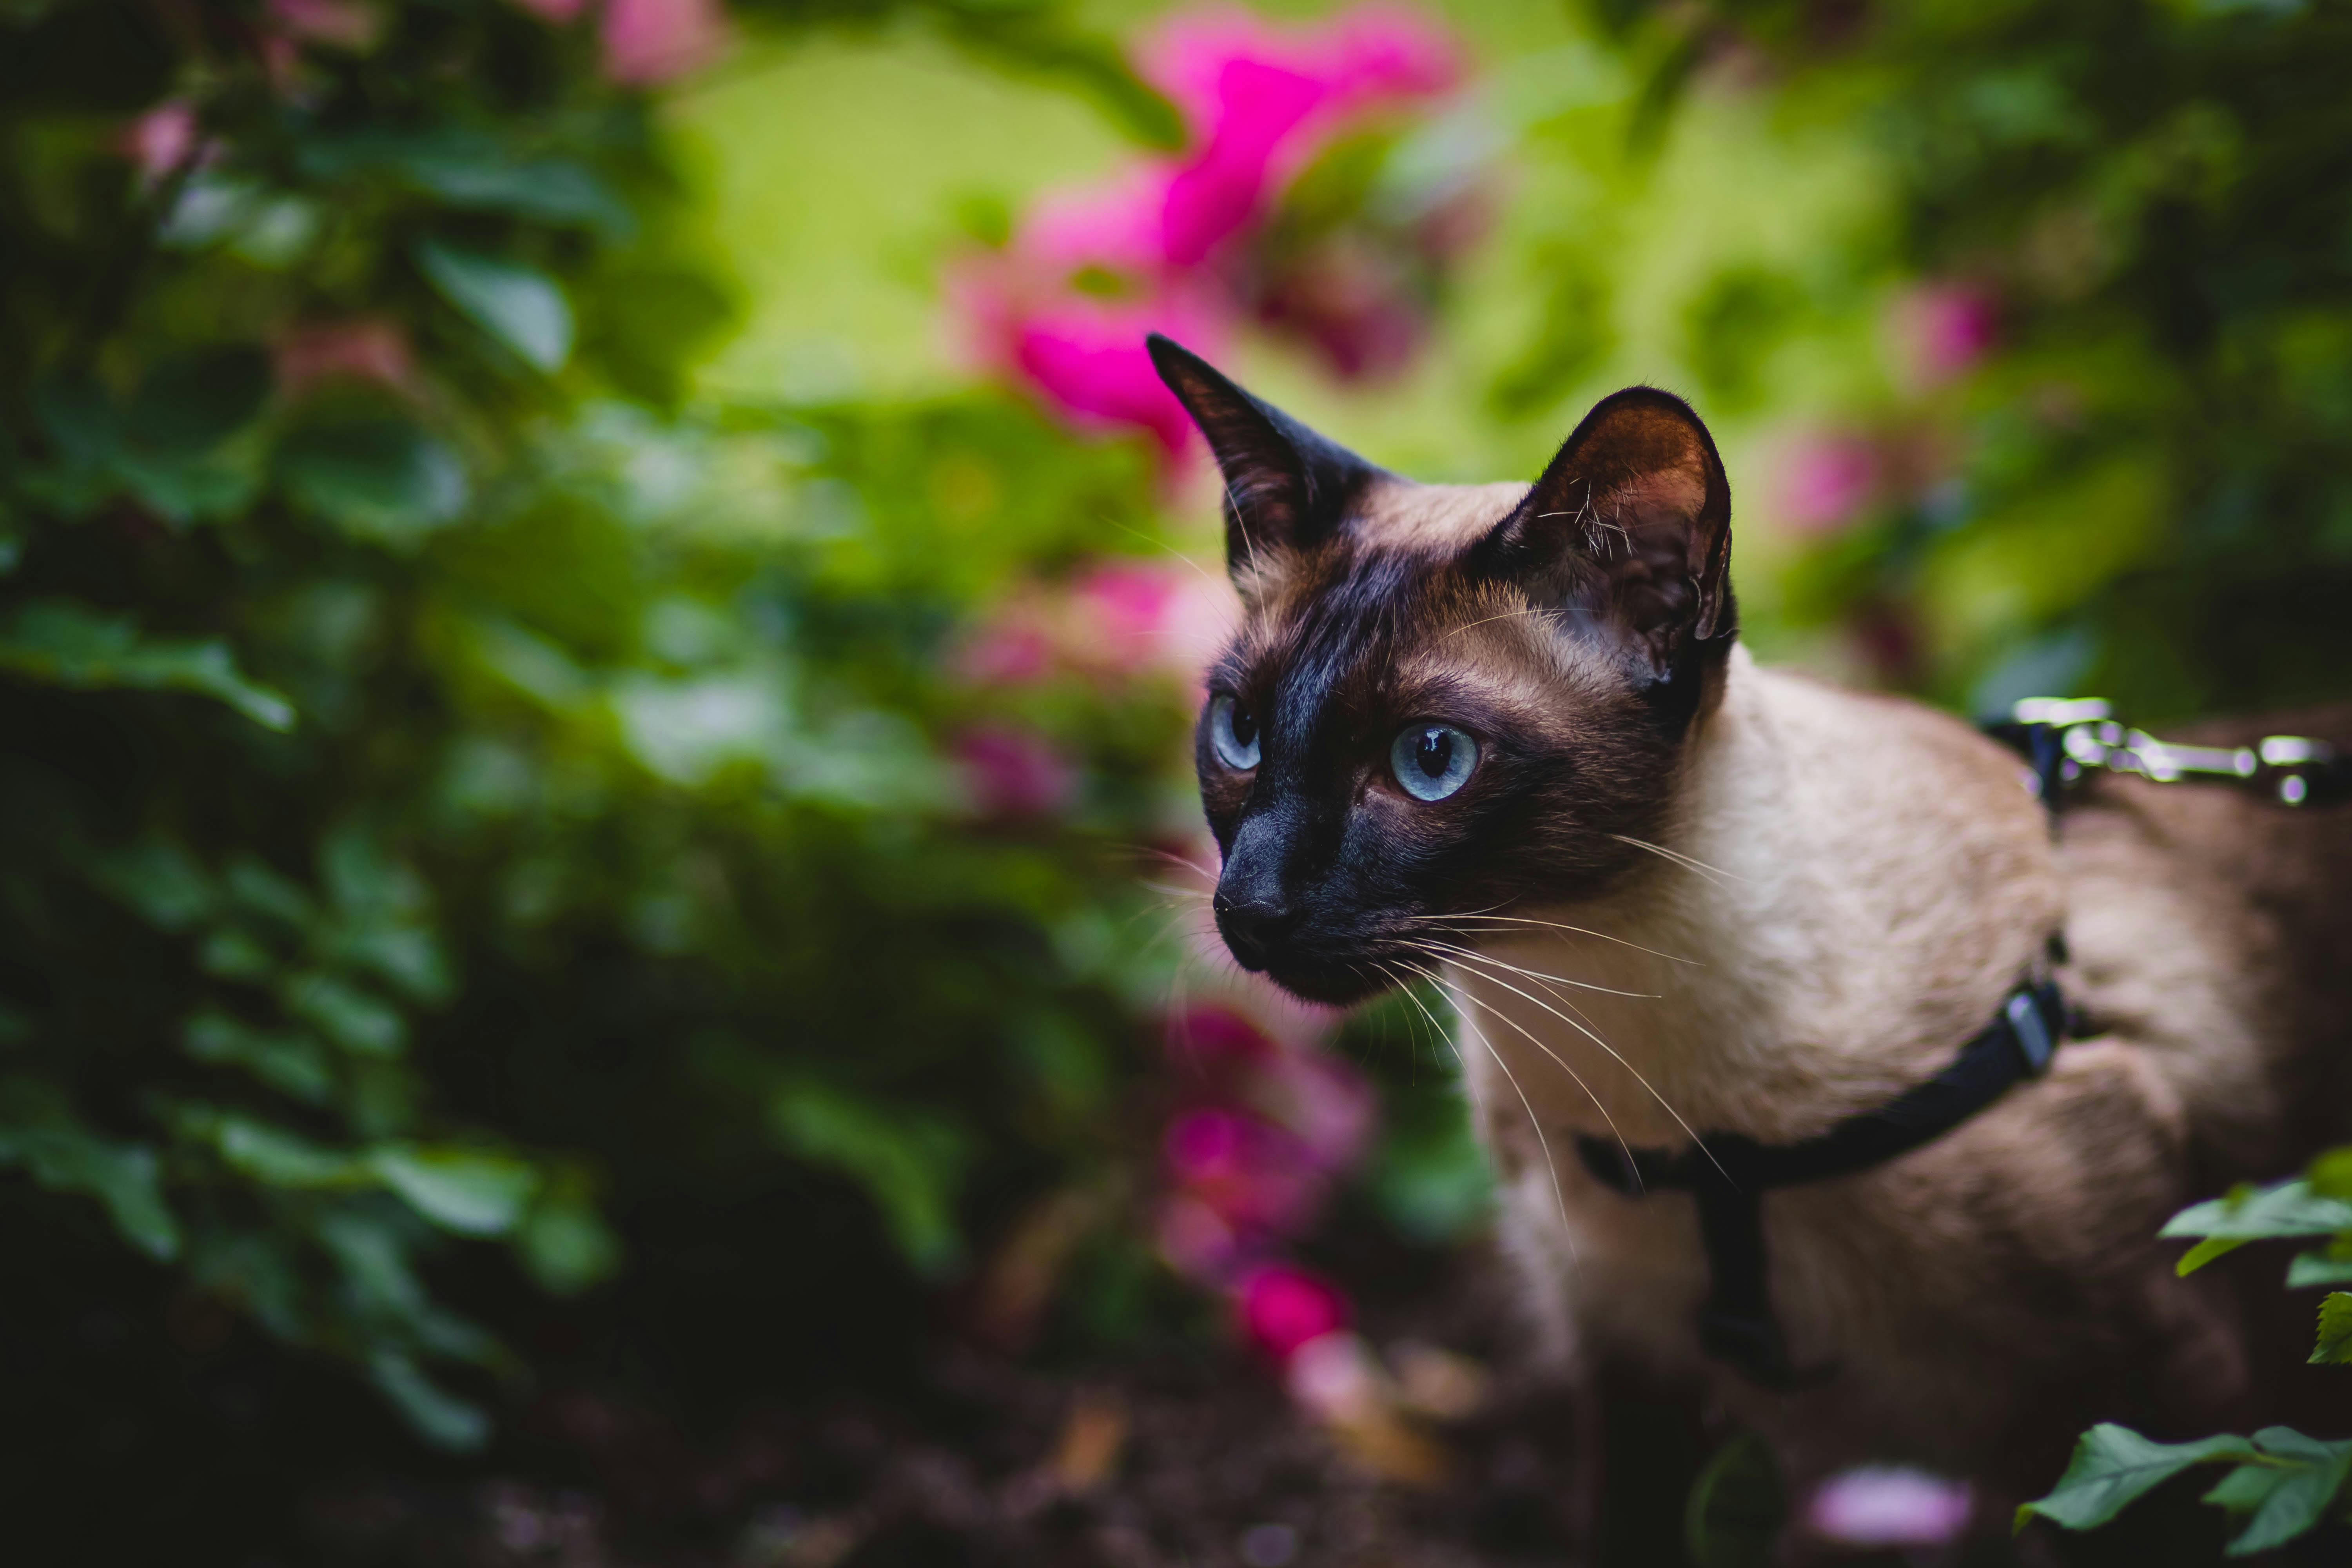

{"left": 1606, "top": 0, "right": 2352, "bottom": 718}
{"left": 2021, "top": 1426, "right": 2352, "bottom": 1559}
{"left": 0, "top": 0, "right": 1183, "bottom": 1453}
{"left": 2017, "top": 1145, "right": 2352, "bottom": 1553}
{"left": 1684, "top": 1432, "right": 1785, "bottom": 1568}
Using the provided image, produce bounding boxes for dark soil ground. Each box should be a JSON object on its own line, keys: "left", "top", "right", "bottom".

{"left": 290, "top": 1252, "right": 1690, "bottom": 1568}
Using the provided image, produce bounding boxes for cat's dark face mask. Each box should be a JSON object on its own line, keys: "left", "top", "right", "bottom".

{"left": 1149, "top": 336, "right": 1738, "bottom": 1006}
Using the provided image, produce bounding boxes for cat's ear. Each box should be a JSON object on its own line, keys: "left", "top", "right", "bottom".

{"left": 1472, "top": 386, "right": 1734, "bottom": 679}
{"left": 1147, "top": 334, "right": 1379, "bottom": 589}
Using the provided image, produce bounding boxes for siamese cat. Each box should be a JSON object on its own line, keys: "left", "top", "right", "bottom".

{"left": 1147, "top": 334, "right": 2352, "bottom": 1519}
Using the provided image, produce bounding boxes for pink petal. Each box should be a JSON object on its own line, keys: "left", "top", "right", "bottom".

{"left": 123, "top": 101, "right": 201, "bottom": 180}
{"left": 268, "top": 0, "right": 384, "bottom": 49}
{"left": 600, "top": 0, "right": 727, "bottom": 85}
{"left": 953, "top": 726, "right": 1077, "bottom": 818}
{"left": 1771, "top": 432, "right": 1882, "bottom": 536}
{"left": 276, "top": 319, "right": 416, "bottom": 399}
{"left": 1806, "top": 1466, "right": 1975, "bottom": 1548}
{"left": 1893, "top": 281, "right": 2001, "bottom": 388}
{"left": 1235, "top": 1263, "right": 1351, "bottom": 1361}
{"left": 1012, "top": 309, "right": 1201, "bottom": 455}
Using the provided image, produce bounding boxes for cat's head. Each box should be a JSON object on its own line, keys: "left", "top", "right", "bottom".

{"left": 1150, "top": 335, "right": 1737, "bottom": 1005}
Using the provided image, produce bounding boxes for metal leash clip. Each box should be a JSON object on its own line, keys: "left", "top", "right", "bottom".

{"left": 1999, "top": 697, "right": 2348, "bottom": 807}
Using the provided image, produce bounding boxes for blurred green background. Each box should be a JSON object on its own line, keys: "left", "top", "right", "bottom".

{"left": 5, "top": 0, "right": 2350, "bottom": 1561}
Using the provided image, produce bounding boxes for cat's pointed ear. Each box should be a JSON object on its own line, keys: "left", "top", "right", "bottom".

{"left": 1473, "top": 386, "right": 1735, "bottom": 679}
{"left": 1147, "top": 334, "right": 1379, "bottom": 589}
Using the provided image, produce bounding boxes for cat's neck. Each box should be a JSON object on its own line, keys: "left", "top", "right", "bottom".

{"left": 1447, "top": 646, "right": 2062, "bottom": 1144}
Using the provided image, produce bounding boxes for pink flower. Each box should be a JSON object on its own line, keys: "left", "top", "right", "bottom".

{"left": 1283, "top": 1329, "right": 1381, "bottom": 1421}
{"left": 949, "top": 4, "right": 1465, "bottom": 451}
{"left": 953, "top": 726, "right": 1077, "bottom": 818}
{"left": 1235, "top": 1263, "right": 1350, "bottom": 1362}
{"left": 1165, "top": 1004, "right": 1277, "bottom": 1069}
{"left": 1247, "top": 1049, "right": 1375, "bottom": 1173}
{"left": 1141, "top": 5, "right": 1463, "bottom": 266}
{"left": 601, "top": 0, "right": 727, "bottom": 85}
{"left": 954, "top": 612, "right": 1058, "bottom": 688}
{"left": 1892, "top": 282, "right": 2000, "bottom": 389}
{"left": 1771, "top": 431, "right": 1882, "bottom": 536}
{"left": 1013, "top": 309, "right": 1204, "bottom": 456}
{"left": 954, "top": 559, "right": 1223, "bottom": 690}
{"left": 1160, "top": 57, "right": 1326, "bottom": 267}
{"left": 123, "top": 101, "right": 203, "bottom": 181}
{"left": 1156, "top": 1192, "right": 1240, "bottom": 1278}
{"left": 268, "top": 0, "right": 384, "bottom": 50}
{"left": 1162, "top": 1109, "right": 1320, "bottom": 1234}
{"left": 1806, "top": 1466, "right": 1974, "bottom": 1548}
{"left": 276, "top": 319, "right": 416, "bottom": 399}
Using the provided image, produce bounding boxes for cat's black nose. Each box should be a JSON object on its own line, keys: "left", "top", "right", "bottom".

{"left": 1213, "top": 891, "right": 1299, "bottom": 970}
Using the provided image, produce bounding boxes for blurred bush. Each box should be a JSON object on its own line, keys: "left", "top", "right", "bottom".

{"left": 1598, "top": 0, "right": 2352, "bottom": 721}
{"left": 0, "top": 0, "right": 1201, "bottom": 1466}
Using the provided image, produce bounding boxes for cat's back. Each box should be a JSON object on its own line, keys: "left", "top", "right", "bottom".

{"left": 2057, "top": 703, "right": 2352, "bottom": 1171}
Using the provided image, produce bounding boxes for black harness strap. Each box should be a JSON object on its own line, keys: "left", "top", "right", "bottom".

{"left": 1563, "top": 698, "right": 2345, "bottom": 1390}
{"left": 1575, "top": 977, "right": 2065, "bottom": 1388}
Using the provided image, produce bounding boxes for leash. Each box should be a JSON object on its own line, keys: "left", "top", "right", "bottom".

{"left": 1572, "top": 697, "right": 2348, "bottom": 1390}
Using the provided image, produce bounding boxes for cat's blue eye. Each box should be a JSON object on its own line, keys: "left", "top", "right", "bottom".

{"left": 1209, "top": 695, "right": 1261, "bottom": 771}
{"left": 1390, "top": 723, "right": 1478, "bottom": 801}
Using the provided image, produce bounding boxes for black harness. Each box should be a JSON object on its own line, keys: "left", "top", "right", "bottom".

{"left": 1571, "top": 698, "right": 2352, "bottom": 1390}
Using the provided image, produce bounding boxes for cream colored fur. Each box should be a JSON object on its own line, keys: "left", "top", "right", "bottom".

{"left": 1446, "top": 646, "right": 2284, "bottom": 1492}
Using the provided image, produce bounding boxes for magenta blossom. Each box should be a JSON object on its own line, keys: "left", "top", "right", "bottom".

{"left": 276, "top": 319, "right": 416, "bottom": 399}
{"left": 953, "top": 726, "right": 1077, "bottom": 818}
{"left": 1893, "top": 282, "right": 2000, "bottom": 389}
{"left": 1235, "top": 1263, "right": 1351, "bottom": 1362}
{"left": 1771, "top": 431, "right": 1882, "bottom": 537}
{"left": 1806, "top": 1466, "right": 1975, "bottom": 1548}
{"left": 954, "top": 557, "right": 1212, "bottom": 689}
{"left": 601, "top": 0, "right": 727, "bottom": 85}
{"left": 1142, "top": 5, "right": 1461, "bottom": 266}
{"left": 1162, "top": 1108, "right": 1321, "bottom": 1234}
{"left": 122, "top": 101, "right": 206, "bottom": 182}
{"left": 952, "top": 3, "right": 1464, "bottom": 453}
{"left": 1166, "top": 1003, "right": 1278, "bottom": 1069}
{"left": 1245, "top": 1047, "right": 1376, "bottom": 1173}
{"left": 269, "top": 0, "right": 384, "bottom": 50}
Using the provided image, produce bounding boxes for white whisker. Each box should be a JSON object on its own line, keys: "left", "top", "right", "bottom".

{"left": 1426, "top": 942, "right": 1726, "bottom": 1186}
{"left": 1607, "top": 833, "right": 1749, "bottom": 887}
{"left": 1400, "top": 962, "right": 1577, "bottom": 1266}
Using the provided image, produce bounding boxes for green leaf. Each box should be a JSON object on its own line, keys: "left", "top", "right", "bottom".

{"left": 409, "top": 159, "right": 635, "bottom": 236}
{"left": 2225, "top": 1429, "right": 2352, "bottom": 1557}
{"left": 2310, "top": 1145, "right": 2352, "bottom": 1200}
{"left": 283, "top": 973, "right": 405, "bottom": 1056}
{"left": 216, "top": 1118, "right": 358, "bottom": 1187}
{"left": 517, "top": 1178, "right": 622, "bottom": 1294}
{"left": 185, "top": 1013, "right": 334, "bottom": 1103}
{"left": 279, "top": 419, "right": 469, "bottom": 545}
{"left": 368, "top": 1349, "right": 490, "bottom": 1452}
{"left": 0, "top": 600, "right": 295, "bottom": 729}
{"left": 123, "top": 348, "right": 272, "bottom": 457}
{"left": 2288, "top": 1247, "right": 2352, "bottom": 1288}
{"left": 2163, "top": 1180, "right": 2352, "bottom": 1275}
{"left": 1684, "top": 1433, "right": 1786, "bottom": 1568}
{"left": 2314, "top": 1293, "right": 2352, "bottom": 1365}
{"left": 369, "top": 1146, "right": 539, "bottom": 1236}
{"left": 2178, "top": 1235, "right": 2251, "bottom": 1276}
{"left": 416, "top": 241, "right": 573, "bottom": 372}
{"left": 770, "top": 1082, "right": 968, "bottom": 1273}
{"left": 2017, "top": 1425, "right": 2263, "bottom": 1534}
{"left": 0, "top": 1116, "right": 181, "bottom": 1261}
{"left": 32, "top": 372, "right": 121, "bottom": 468}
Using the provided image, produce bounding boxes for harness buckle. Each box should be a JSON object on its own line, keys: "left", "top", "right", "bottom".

{"left": 2004, "top": 987, "right": 2057, "bottom": 1075}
